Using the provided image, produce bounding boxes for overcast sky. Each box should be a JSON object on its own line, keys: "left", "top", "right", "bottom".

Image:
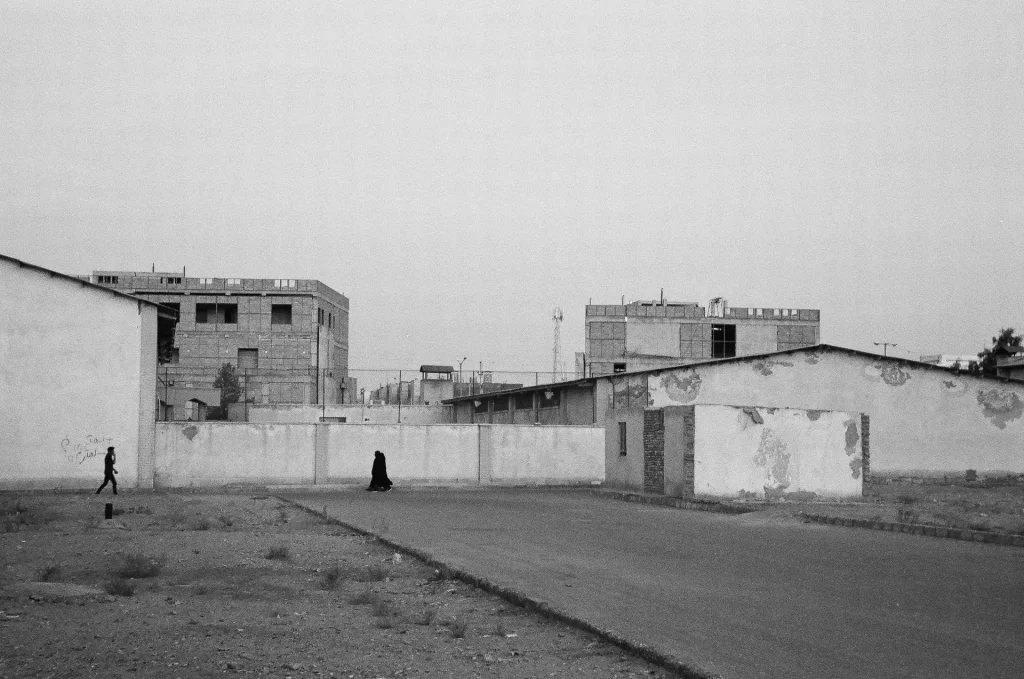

{"left": 3, "top": 1, "right": 1022, "bottom": 371}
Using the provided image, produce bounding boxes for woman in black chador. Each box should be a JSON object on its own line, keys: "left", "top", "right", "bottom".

{"left": 96, "top": 446, "right": 118, "bottom": 495}
{"left": 366, "top": 450, "right": 393, "bottom": 492}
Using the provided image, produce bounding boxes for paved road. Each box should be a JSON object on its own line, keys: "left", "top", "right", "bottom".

{"left": 284, "top": 488, "right": 1024, "bottom": 679}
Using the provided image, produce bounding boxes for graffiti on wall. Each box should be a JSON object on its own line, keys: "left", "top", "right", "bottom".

{"left": 60, "top": 434, "right": 114, "bottom": 465}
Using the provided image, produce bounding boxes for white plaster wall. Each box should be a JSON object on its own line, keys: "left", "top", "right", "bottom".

{"left": 323, "top": 425, "right": 479, "bottom": 483}
{"left": 483, "top": 425, "right": 605, "bottom": 484}
{"left": 1, "top": 261, "right": 149, "bottom": 489}
{"left": 154, "top": 422, "right": 316, "bottom": 486}
{"left": 693, "top": 405, "right": 862, "bottom": 499}
{"left": 602, "top": 407, "right": 647, "bottom": 490}
{"left": 645, "top": 348, "right": 1024, "bottom": 474}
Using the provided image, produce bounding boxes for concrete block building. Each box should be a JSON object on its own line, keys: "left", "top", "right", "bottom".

{"left": 585, "top": 296, "right": 820, "bottom": 375}
{"left": 86, "top": 271, "right": 351, "bottom": 417}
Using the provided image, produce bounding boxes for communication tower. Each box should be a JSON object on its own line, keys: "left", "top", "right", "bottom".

{"left": 552, "top": 307, "right": 565, "bottom": 381}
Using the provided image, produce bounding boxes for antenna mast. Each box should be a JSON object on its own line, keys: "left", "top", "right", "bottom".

{"left": 552, "top": 307, "right": 565, "bottom": 382}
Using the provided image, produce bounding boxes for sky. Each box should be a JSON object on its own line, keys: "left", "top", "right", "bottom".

{"left": 2, "top": 1, "right": 1022, "bottom": 372}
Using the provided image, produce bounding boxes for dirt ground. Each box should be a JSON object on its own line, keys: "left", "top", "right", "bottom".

{"left": 771, "top": 475, "right": 1024, "bottom": 534}
{"left": 0, "top": 491, "right": 673, "bottom": 679}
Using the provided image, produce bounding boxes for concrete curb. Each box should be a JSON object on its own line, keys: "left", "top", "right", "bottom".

{"left": 279, "top": 496, "right": 723, "bottom": 679}
{"left": 799, "top": 513, "right": 1024, "bottom": 547}
{"left": 592, "top": 489, "right": 759, "bottom": 515}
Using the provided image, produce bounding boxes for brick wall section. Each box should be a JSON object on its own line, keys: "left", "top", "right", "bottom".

{"left": 643, "top": 408, "right": 665, "bottom": 494}
{"left": 682, "top": 406, "right": 695, "bottom": 496}
{"left": 861, "top": 413, "right": 871, "bottom": 490}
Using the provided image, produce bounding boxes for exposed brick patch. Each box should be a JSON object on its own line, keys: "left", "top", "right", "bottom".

{"left": 681, "top": 406, "right": 695, "bottom": 497}
{"left": 861, "top": 414, "right": 871, "bottom": 490}
{"left": 643, "top": 409, "right": 665, "bottom": 494}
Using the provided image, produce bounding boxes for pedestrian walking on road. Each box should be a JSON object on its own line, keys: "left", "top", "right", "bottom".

{"left": 366, "top": 450, "right": 393, "bottom": 492}
{"left": 96, "top": 446, "right": 118, "bottom": 495}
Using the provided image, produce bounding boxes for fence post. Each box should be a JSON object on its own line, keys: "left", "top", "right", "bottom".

{"left": 398, "top": 370, "right": 402, "bottom": 424}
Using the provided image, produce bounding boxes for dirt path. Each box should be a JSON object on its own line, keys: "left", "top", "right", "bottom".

{"left": 1, "top": 491, "right": 673, "bottom": 678}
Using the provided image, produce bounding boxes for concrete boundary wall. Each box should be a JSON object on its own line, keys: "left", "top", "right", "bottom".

{"left": 154, "top": 422, "right": 604, "bottom": 488}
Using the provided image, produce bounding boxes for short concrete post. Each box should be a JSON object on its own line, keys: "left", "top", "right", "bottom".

{"left": 105, "top": 503, "right": 113, "bottom": 520}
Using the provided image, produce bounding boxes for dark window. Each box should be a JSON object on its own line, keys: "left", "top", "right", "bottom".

{"left": 613, "top": 362, "right": 627, "bottom": 373}
{"left": 195, "top": 303, "right": 214, "bottom": 323}
{"left": 329, "top": 313, "right": 333, "bottom": 329}
{"left": 223, "top": 304, "right": 237, "bottom": 324}
{"left": 98, "top": 275, "right": 119, "bottom": 284}
{"left": 271, "top": 304, "right": 292, "bottom": 325}
{"left": 238, "top": 348, "right": 258, "bottom": 370}
{"left": 711, "top": 324, "right": 737, "bottom": 358}
{"left": 540, "top": 389, "right": 560, "bottom": 407}
{"left": 473, "top": 399, "right": 488, "bottom": 414}
{"left": 514, "top": 393, "right": 534, "bottom": 410}
{"left": 618, "top": 422, "right": 627, "bottom": 456}
{"left": 170, "top": 348, "right": 179, "bottom": 364}
{"left": 318, "top": 309, "right": 324, "bottom": 326}
{"left": 493, "top": 397, "right": 509, "bottom": 412}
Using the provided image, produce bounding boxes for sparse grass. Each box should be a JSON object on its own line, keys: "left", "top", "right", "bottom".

{"left": 968, "top": 521, "right": 992, "bottom": 532}
{"left": 896, "top": 507, "right": 920, "bottom": 525}
{"left": 194, "top": 518, "right": 212, "bottom": 531}
{"left": 347, "top": 589, "right": 383, "bottom": 606}
{"left": 445, "top": 617, "right": 468, "bottom": 638}
{"left": 115, "top": 553, "right": 164, "bottom": 579}
{"left": 104, "top": 577, "right": 136, "bottom": 597}
{"left": 322, "top": 565, "right": 344, "bottom": 590}
{"left": 218, "top": 515, "right": 233, "bottom": 527}
{"left": 413, "top": 608, "right": 436, "bottom": 626}
{"left": 895, "top": 495, "right": 917, "bottom": 505}
{"left": 265, "top": 545, "right": 290, "bottom": 561}
{"left": 194, "top": 584, "right": 211, "bottom": 595}
{"left": 36, "top": 563, "right": 63, "bottom": 582}
{"left": 357, "top": 564, "right": 387, "bottom": 582}
{"left": 428, "top": 566, "right": 453, "bottom": 583}
{"left": 491, "top": 621, "right": 509, "bottom": 637}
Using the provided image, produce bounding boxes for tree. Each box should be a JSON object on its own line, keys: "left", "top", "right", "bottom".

{"left": 213, "top": 363, "right": 241, "bottom": 410}
{"left": 975, "top": 327, "right": 1022, "bottom": 376}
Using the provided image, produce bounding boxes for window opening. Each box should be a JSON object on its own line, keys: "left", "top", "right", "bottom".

{"left": 271, "top": 304, "right": 292, "bottom": 325}
{"left": 238, "top": 348, "right": 258, "bottom": 370}
{"left": 618, "top": 422, "right": 627, "bottom": 456}
{"left": 711, "top": 324, "right": 737, "bottom": 358}
{"left": 613, "top": 362, "right": 627, "bottom": 373}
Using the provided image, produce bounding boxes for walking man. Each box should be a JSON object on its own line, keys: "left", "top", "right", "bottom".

{"left": 96, "top": 446, "right": 118, "bottom": 495}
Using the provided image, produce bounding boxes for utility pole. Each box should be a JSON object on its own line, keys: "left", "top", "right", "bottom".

{"left": 873, "top": 341, "right": 898, "bottom": 357}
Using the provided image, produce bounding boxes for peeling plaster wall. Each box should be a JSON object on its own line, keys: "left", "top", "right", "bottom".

{"left": 693, "top": 405, "right": 862, "bottom": 499}
{"left": 0, "top": 260, "right": 154, "bottom": 490}
{"left": 644, "top": 348, "right": 1024, "bottom": 474}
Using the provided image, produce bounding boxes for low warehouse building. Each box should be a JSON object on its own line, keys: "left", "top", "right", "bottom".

{"left": 1, "top": 255, "right": 169, "bottom": 490}
{"left": 447, "top": 344, "right": 1024, "bottom": 494}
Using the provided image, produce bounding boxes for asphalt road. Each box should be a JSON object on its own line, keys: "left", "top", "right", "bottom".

{"left": 284, "top": 488, "right": 1024, "bottom": 679}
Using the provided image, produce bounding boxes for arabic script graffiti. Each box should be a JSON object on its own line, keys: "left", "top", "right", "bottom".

{"left": 60, "top": 434, "right": 114, "bottom": 465}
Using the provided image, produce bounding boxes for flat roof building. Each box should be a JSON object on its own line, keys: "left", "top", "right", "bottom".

{"left": 86, "top": 270, "right": 351, "bottom": 417}
{"left": 585, "top": 296, "right": 820, "bottom": 375}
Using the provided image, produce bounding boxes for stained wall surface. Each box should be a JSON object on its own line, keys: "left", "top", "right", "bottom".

{"left": 155, "top": 422, "right": 316, "bottom": 486}
{"left": 323, "top": 425, "right": 479, "bottom": 484}
{"left": 482, "top": 425, "right": 604, "bottom": 484}
{"left": 692, "top": 405, "right": 863, "bottom": 499}
{"left": 0, "top": 258, "right": 157, "bottom": 489}
{"left": 152, "top": 423, "right": 604, "bottom": 487}
{"left": 639, "top": 347, "right": 1024, "bottom": 474}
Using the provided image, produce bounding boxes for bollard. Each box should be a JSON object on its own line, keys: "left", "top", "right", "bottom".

{"left": 105, "top": 503, "right": 113, "bottom": 520}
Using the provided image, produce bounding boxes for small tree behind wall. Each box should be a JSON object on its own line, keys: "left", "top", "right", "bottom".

{"left": 973, "top": 328, "right": 1023, "bottom": 376}
{"left": 213, "top": 363, "right": 241, "bottom": 416}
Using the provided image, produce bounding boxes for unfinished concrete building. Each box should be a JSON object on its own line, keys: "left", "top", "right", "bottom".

{"left": 585, "top": 296, "right": 820, "bottom": 375}
{"left": 86, "top": 271, "right": 351, "bottom": 417}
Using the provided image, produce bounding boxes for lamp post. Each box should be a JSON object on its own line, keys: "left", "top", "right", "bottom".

{"left": 873, "top": 341, "right": 897, "bottom": 357}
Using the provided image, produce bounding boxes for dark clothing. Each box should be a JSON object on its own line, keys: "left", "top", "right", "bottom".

{"left": 97, "top": 450, "right": 117, "bottom": 495}
{"left": 366, "top": 452, "right": 392, "bottom": 492}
